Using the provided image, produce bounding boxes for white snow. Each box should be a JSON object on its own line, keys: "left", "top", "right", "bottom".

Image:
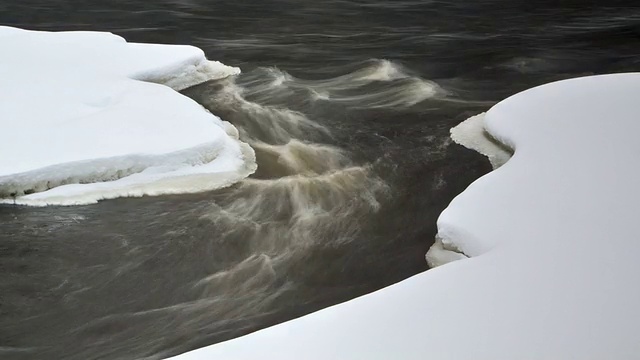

{"left": 168, "top": 73, "right": 640, "bottom": 360}
{"left": 449, "top": 112, "right": 512, "bottom": 169}
{"left": 0, "top": 26, "right": 254, "bottom": 206}
{"left": 424, "top": 234, "right": 468, "bottom": 268}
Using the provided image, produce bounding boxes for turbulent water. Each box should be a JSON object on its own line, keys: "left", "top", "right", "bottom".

{"left": 1, "top": 1, "right": 639, "bottom": 359}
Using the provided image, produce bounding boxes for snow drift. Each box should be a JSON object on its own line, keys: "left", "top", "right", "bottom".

{"left": 0, "top": 26, "right": 255, "bottom": 206}
{"left": 168, "top": 73, "right": 640, "bottom": 360}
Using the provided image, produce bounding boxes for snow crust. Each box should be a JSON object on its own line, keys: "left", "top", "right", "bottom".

{"left": 449, "top": 112, "right": 512, "bottom": 169}
{"left": 169, "top": 73, "right": 640, "bottom": 360}
{"left": 424, "top": 234, "right": 468, "bottom": 268}
{"left": 0, "top": 26, "right": 253, "bottom": 206}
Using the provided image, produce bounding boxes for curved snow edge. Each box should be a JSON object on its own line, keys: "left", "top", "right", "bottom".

{"left": 449, "top": 113, "right": 513, "bottom": 169}
{"left": 2, "top": 140, "right": 256, "bottom": 207}
{"left": 427, "top": 113, "right": 513, "bottom": 267}
{"left": 0, "top": 27, "right": 254, "bottom": 206}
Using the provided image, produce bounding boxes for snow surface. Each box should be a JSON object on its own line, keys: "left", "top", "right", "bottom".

{"left": 426, "top": 112, "right": 511, "bottom": 267}
{"left": 424, "top": 234, "right": 468, "bottom": 268}
{"left": 169, "top": 73, "right": 640, "bottom": 360}
{"left": 449, "top": 112, "right": 512, "bottom": 169}
{"left": 0, "top": 26, "right": 254, "bottom": 206}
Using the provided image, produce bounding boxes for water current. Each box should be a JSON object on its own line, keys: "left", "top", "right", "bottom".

{"left": 1, "top": 1, "right": 639, "bottom": 359}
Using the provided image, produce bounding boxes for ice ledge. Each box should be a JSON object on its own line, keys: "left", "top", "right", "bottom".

{"left": 427, "top": 112, "right": 513, "bottom": 267}
{"left": 449, "top": 113, "right": 513, "bottom": 170}
{"left": 425, "top": 235, "right": 468, "bottom": 268}
{"left": 2, "top": 142, "right": 257, "bottom": 207}
{"left": 0, "top": 26, "right": 254, "bottom": 206}
{"left": 135, "top": 58, "right": 240, "bottom": 92}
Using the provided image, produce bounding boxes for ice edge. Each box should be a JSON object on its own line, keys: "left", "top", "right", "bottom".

{"left": 0, "top": 27, "right": 253, "bottom": 206}
{"left": 427, "top": 112, "right": 513, "bottom": 267}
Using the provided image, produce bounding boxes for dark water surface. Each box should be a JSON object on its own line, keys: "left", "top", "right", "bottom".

{"left": 1, "top": 1, "right": 639, "bottom": 359}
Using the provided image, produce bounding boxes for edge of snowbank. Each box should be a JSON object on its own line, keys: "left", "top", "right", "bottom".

{"left": 0, "top": 26, "right": 254, "bottom": 206}
{"left": 427, "top": 112, "right": 512, "bottom": 266}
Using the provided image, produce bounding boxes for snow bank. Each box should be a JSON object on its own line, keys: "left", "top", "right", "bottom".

{"left": 449, "top": 112, "right": 512, "bottom": 169}
{"left": 0, "top": 26, "right": 254, "bottom": 206}
{"left": 426, "top": 112, "right": 511, "bottom": 267}
{"left": 169, "top": 73, "right": 640, "bottom": 360}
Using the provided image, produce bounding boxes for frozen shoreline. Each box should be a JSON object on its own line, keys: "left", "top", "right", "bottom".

{"left": 0, "top": 26, "right": 255, "bottom": 206}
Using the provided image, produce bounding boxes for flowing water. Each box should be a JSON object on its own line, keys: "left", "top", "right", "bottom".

{"left": 1, "top": 1, "right": 639, "bottom": 359}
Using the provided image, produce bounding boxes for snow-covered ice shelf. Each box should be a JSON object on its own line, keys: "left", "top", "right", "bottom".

{"left": 169, "top": 73, "right": 640, "bottom": 360}
{"left": 0, "top": 26, "right": 255, "bottom": 206}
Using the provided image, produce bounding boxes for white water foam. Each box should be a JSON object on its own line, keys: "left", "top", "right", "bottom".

{"left": 239, "top": 60, "right": 444, "bottom": 110}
